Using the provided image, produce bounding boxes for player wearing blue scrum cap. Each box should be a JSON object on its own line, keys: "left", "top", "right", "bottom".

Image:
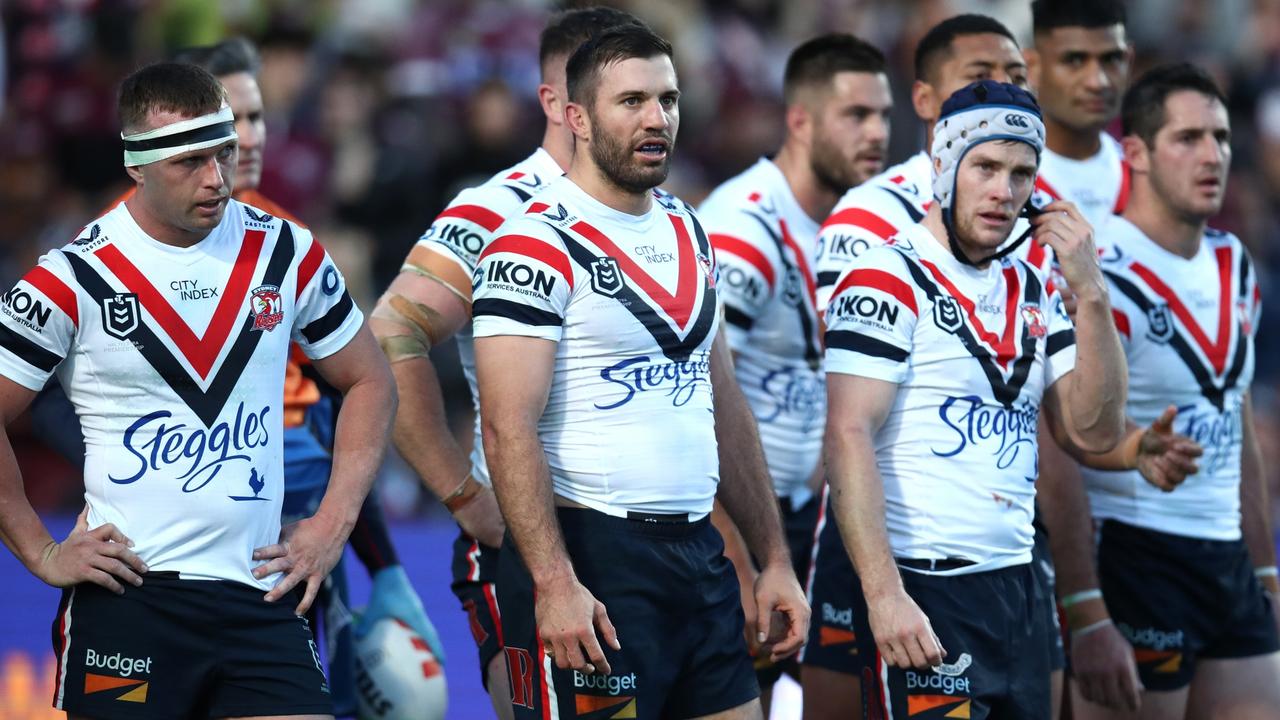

{"left": 821, "top": 79, "right": 1130, "bottom": 718}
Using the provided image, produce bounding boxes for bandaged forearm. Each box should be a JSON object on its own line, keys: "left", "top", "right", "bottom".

{"left": 372, "top": 293, "right": 447, "bottom": 363}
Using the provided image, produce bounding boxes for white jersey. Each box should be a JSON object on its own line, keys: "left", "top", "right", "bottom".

{"left": 1034, "top": 132, "right": 1129, "bottom": 230}
{"left": 1084, "top": 216, "right": 1258, "bottom": 540}
{"left": 698, "top": 158, "right": 823, "bottom": 504}
{"left": 0, "top": 201, "right": 362, "bottom": 588}
{"left": 471, "top": 177, "right": 721, "bottom": 518}
{"left": 824, "top": 223, "right": 1076, "bottom": 573}
{"left": 815, "top": 152, "right": 932, "bottom": 312}
{"left": 415, "top": 147, "right": 561, "bottom": 486}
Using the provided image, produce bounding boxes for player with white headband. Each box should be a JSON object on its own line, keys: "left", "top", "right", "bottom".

{"left": 822, "top": 80, "right": 1128, "bottom": 717}
{"left": 120, "top": 104, "right": 238, "bottom": 167}
{"left": 0, "top": 62, "right": 395, "bottom": 719}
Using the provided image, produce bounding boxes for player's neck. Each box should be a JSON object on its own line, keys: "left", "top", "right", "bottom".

{"left": 541, "top": 124, "right": 574, "bottom": 174}
{"left": 566, "top": 158, "right": 653, "bottom": 216}
{"left": 1121, "top": 185, "right": 1205, "bottom": 259}
{"left": 1045, "top": 117, "right": 1102, "bottom": 160}
{"left": 773, "top": 143, "right": 839, "bottom": 223}
{"left": 922, "top": 204, "right": 993, "bottom": 270}
{"left": 123, "top": 195, "right": 214, "bottom": 248}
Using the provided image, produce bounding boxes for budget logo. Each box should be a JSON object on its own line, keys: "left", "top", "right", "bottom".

{"left": 907, "top": 695, "right": 971, "bottom": 718}
{"left": 590, "top": 257, "right": 625, "bottom": 297}
{"left": 933, "top": 296, "right": 963, "bottom": 334}
{"left": 250, "top": 284, "right": 284, "bottom": 332}
{"left": 83, "top": 648, "right": 152, "bottom": 703}
{"left": 1146, "top": 303, "right": 1174, "bottom": 343}
{"left": 574, "top": 671, "right": 638, "bottom": 718}
{"left": 101, "top": 293, "right": 139, "bottom": 340}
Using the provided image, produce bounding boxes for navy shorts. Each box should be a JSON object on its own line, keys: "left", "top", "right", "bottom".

{"left": 497, "top": 507, "right": 760, "bottom": 719}
{"left": 755, "top": 494, "right": 822, "bottom": 686}
{"left": 799, "top": 486, "right": 874, "bottom": 683}
{"left": 450, "top": 528, "right": 504, "bottom": 687}
{"left": 869, "top": 562, "right": 1052, "bottom": 720}
{"left": 1031, "top": 513, "right": 1066, "bottom": 672}
{"left": 52, "top": 572, "right": 332, "bottom": 719}
{"left": 1098, "top": 519, "right": 1280, "bottom": 690}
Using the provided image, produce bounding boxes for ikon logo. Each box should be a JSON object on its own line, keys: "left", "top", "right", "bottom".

{"left": 1005, "top": 113, "right": 1030, "bottom": 128}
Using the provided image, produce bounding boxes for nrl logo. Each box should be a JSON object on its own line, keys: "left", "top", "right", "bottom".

{"left": 589, "top": 257, "right": 625, "bottom": 297}
{"left": 1146, "top": 303, "right": 1174, "bottom": 343}
{"left": 249, "top": 284, "right": 284, "bottom": 332}
{"left": 933, "top": 296, "right": 963, "bottom": 334}
{"left": 101, "top": 293, "right": 139, "bottom": 340}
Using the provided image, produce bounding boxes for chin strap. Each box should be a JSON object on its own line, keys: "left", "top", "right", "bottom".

{"left": 943, "top": 207, "right": 1035, "bottom": 267}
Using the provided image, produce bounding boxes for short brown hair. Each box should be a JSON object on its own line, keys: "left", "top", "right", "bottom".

{"left": 565, "top": 24, "right": 673, "bottom": 105}
{"left": 118, "top": 62, "right": 227, "bottom": 134}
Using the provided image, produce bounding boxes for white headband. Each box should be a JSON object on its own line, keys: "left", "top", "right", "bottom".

{"left": 121, "top": 105, "right": 236, "bottom": 167}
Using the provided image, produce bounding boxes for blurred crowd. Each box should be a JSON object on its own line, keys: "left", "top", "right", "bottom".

{"left": 5, "top": 0, "right": 1280, "bottom": 521}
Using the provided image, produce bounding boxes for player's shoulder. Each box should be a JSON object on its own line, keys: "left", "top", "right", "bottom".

{"left": 1093, "top": 213, "right": 1144, "bottom": 266}
{"left": 824, "top": 158, "right": 931, "bottom": 231}
{"left": 450, "top": 150, "right": 562, "bottom": 217}
{"left": 651, "top": 186, "right": 696, "bottom": 219}
{"left": 235, "top": 189, "right": 305, "bottom": 227}
{"left": 485, "top": 199, "right": 573, "bottom": 256}
{"left": 699, "top": 159, "right": 780, "bottom": 213}
{"left": 1202, "top": 224, "right": 1240, "bottom": 250}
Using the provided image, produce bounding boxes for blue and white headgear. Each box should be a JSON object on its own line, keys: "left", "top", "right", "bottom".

{"left": 931, "top": 80, "right": 1045, "bottom": 266}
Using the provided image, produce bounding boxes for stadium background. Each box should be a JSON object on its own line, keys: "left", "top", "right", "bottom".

{"left": 3, "top": 0, "right": 1280, "bottom": 716}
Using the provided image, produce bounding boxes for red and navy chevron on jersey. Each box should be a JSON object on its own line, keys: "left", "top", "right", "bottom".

{"left": 823, "top": 222, "right": 1076, "bottom": 571}
{"left": 0, "top": 200, "right": 361, "bottom": 588}
{"left": 1085, "top": 216, "right": 1257, "bottom": 541}
{"left": 471, "top": 176, "right": 721, "bottom": 518}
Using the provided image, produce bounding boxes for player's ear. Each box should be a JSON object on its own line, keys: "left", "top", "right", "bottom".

{"left": 912, "top": 80, "right": 935, "bottom": 123}
{"left": 125, "top": 165, "right": 145, "bottom": 184}
{"left": 1024, "top": 47, "right": 1042, "bottom": 93}
{"left": 1121, "top": 134, "right": 1149, "bottom": 175}
{"left": 565, "top": 101, "right": 591, "bottom": 143}
{"left": 538, "top": 83, "right": 562, "bottom": 127}
{"left": 785, "top": 101, "right": 812, "bottom": 145}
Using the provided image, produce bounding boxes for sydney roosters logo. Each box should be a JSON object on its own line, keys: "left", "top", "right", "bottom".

{"left": 1020, "top": 303, "right": 1047, "bottom": 338}
{"left": 249, "top": 285, "right": 284, "bottom": 331}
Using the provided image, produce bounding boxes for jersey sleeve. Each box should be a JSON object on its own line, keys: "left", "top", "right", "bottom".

{"left": 471, "top": 219, "right": 575, "bottom": 343}
{"left": 705, "top": 215, "right": 782, "bottom": 346}
{"left": 815, "top": 192, "right": 903, "bottom": 312}
{"left": 0, "top": 252, "right": 80, "bottom": 390}
{"left": 823, "top": 247, "right": 921, "bottom": 383}
{"left": 291, "top": 226, "right": 364, "bottom": 360}
{"left": 1044, "top": 287, "right": 1077, "bottom": 387}
{"left": 416, "top": 188, "right": 511, "bottom": 276}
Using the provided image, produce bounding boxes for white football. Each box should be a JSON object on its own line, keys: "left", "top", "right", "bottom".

{"left": 354, "top": 618, "right": 448, "bottom": 720}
